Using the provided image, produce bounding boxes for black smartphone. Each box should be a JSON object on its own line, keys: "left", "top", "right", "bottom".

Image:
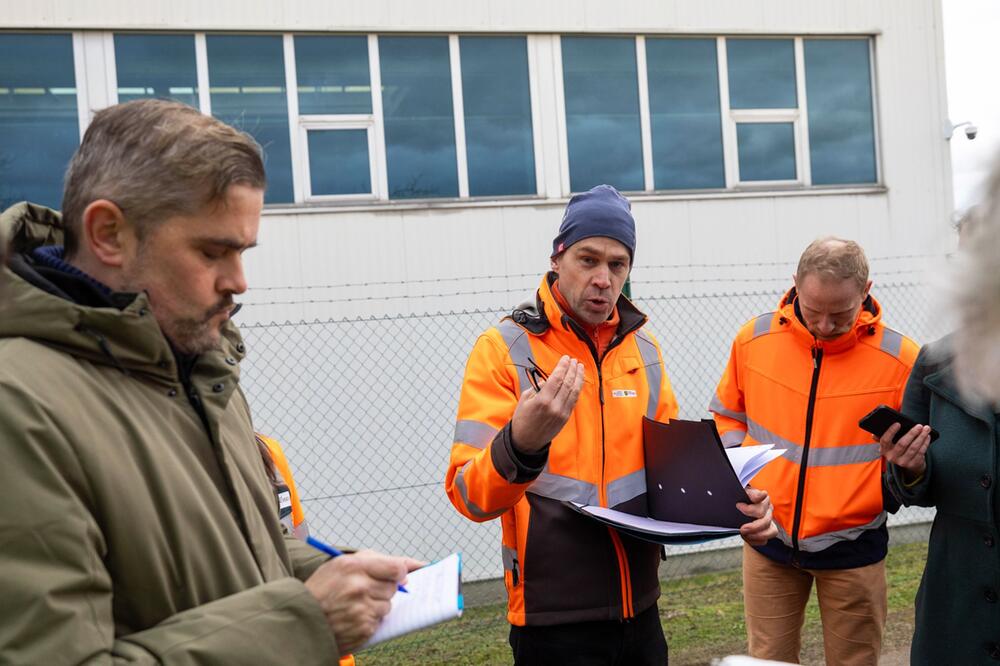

{"left": 858, "top": 404, "right": 940, "bottom": 443}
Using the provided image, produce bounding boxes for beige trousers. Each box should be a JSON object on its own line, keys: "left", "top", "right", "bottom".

{"left": 742, "top": 543, "right": 887, "bottom": 665}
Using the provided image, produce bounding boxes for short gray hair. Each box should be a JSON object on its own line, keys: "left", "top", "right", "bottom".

{"left": 954, "top": 159, "right": 1000, "bottom": 403}
{"left": 62, "top": 99, "right": 266, "bottom": 257}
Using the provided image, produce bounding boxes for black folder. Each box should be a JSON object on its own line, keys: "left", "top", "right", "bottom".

{"left": 642, "top": 416, "right": 751, "bottom": 529}
{"left": 563, "top": 416, "right": 778, "bottom": 544}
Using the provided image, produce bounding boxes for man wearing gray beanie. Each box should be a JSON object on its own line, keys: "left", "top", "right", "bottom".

{"left": 446, "top": 184, "right": 776, "bottom": 664}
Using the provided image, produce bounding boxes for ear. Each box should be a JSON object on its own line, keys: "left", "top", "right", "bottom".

{"left": 863, "top": 279, "right": 873, "bottom": 299}
{"left": 80, "top": 200, "right": 137, "bottom": 269}
{"left": 550, "top": 254, "right": 560, "bottom": 274}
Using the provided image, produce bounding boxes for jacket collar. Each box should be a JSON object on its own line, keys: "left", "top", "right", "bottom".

{"left": 521, "top": 271, "right": 647, "bottom": 338}
{"left": 920, "top": 336, "right": 997, "bottom": 423}
{"left": 0, "top": 202, "right": 246, "bottom": 383}
{"left": 777, "top": 286, "right": 881, "bottom": 354}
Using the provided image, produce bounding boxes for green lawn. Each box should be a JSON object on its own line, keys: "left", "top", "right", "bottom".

{"left": 358, "top": 541, "right": 927, "bottom": 665}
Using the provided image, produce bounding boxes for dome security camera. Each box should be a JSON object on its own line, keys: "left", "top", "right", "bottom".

{"left": 946, "top": 119, "right": 978, "bottom": 141}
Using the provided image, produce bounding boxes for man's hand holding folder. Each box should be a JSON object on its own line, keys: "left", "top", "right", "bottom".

{"left": 737, "top": 487, "right": 776, "bottom": 545}
{"left": 567, "top": 418, "right": 780, "bottom": 546}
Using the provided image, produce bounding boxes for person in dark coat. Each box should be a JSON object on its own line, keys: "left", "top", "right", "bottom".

{"left": 882, "top": 336, "right": 1000, "bottom": 664}
{"left": 879, "top": 184, "right": 1000, "bottom": 662}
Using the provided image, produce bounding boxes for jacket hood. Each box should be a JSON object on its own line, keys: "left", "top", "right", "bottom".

{"left": 777, "top": 286, "right": 882, "bottom": 354}
{"left": 0, "top": 203, "right": 245, "bottom": 382}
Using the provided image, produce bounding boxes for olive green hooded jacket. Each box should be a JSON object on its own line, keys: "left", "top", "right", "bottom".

{"left": 0, "top": 203, "right": 338, "bottom": 664}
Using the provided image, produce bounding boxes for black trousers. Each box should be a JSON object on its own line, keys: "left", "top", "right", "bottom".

{"left": 508, "top": 604, "right": 668, "bottom": 665}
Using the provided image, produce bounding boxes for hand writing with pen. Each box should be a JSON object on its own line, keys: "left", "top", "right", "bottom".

{"left": 511, "top": 355, "right": 585, "bottom": 454}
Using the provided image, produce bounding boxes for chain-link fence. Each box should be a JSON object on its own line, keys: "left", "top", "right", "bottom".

{"left": 241, "top": 277, "right": 945, "bottom": 590}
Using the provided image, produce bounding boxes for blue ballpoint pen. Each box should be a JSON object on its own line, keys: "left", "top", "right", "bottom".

{"left": 306, "top": 535, "right": 409, "bottom": 593}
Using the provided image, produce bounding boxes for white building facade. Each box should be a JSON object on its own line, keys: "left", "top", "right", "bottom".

{"left": 1, "top": 0, "right": 952, "bottom": 579}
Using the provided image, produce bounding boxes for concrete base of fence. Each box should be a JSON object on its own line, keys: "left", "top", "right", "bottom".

{"left": 461, "top": 521, "right": 932, "bottom": 609}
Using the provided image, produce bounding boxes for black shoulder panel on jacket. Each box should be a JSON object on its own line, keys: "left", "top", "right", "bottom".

{"left": 510, "top": 291, "right": 550, "bottom": 335}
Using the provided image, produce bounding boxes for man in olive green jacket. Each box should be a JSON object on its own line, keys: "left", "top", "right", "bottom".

{"left": 0, "top": 100, "right": 419, "bottom": 664}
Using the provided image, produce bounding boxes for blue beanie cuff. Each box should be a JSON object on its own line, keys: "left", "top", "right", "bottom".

{"left": 552, "top": 185, "right": 636, "bottom": 261}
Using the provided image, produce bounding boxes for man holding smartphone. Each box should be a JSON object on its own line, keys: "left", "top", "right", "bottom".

{"left": 710, "top": 237, "right": 920, "bottom": 666}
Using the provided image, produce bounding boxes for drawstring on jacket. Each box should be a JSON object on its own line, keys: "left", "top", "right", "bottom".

{"left": 74, "top": 322, "right": 130, "bottom": 376}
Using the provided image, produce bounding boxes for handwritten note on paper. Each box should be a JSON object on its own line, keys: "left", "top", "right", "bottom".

{"left": 362, "top": 552, "right": 463, "bottom": 649}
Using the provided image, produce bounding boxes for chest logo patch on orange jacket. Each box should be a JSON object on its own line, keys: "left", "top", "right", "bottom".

{"left": 611, "top": 389, "right": 638, "bottom": 398}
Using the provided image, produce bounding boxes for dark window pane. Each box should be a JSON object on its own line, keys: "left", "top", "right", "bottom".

{"left": 805, "top": 39, "right": 876, "bottom": 185}
{"left": 737, "top": 122, "right": 796, "bottom": 181}
{"left": 295, "top": 35, "right": 371, "bottom": 115}
{"left": 307, "top": 129, "right": 371, "bottom": 196}
{"left": 562, "top": 37, "right": 643, "bottom": 192}
{"left": 460, "top": 36, "right": 535, "bottom": 197}
{"left": 207, "top": 35, "right": 293, "bottom": 204}
{"left": 379, "top": 36, "right": 458, "bottom": 199}
{"left": 646, "top": 38, "right": 724, "bottom": 190}
{"left": 727, "top": 39, "right": 797, "bottom": 109}
{"left": 0, "top": 33, "right": 79, "bottom": 210}
{"left": 114, "top": 34, "right": 198, "bottom": 108}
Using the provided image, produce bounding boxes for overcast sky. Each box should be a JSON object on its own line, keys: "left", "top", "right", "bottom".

{"left": 943, "top": 0, "right": 1000, "bottom": 210}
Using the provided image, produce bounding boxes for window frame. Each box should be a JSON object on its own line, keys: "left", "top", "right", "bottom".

{"left": 297, "top": 117, "right": 379, "bottom": 202}
{"left": 555, "top": 34, "right": 649, "bottom": 195}
{"left": 642, "top": 35, "right": 728, "bottom": 192}
{"left": 454, "top": 34, "right": 543, "bottom": 199}
{"left": 21, "top": 29, "right": 881, "bottom": 211}
{"left": 286, "top": 34, "right": 385, "bottom": 203}
{"left": 0, "top": 30, "right": 85, "bottom": 210}
{"left": 801, "top": 35, "right": 882, "bottom": 188}
{"left": 720, "top": 36, "right": 812, "bottom": 189}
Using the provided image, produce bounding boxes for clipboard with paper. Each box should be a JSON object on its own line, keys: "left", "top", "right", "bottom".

{"left": 565, "top": 417, "right": 783, "bottom": 545}
{"left": 360, "top": 552, "right": 464, "bottom": 650}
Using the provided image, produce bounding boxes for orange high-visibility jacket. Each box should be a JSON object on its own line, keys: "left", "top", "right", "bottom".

{"left": 710, "top": 289, "right": 918, "bottom": 566}
{"left": 257, "top": 434, "right": 310, "bottom": 541}
{"left": 446, "top": 273, "right": 679, "bottom": 626}
{"left": 258, "top": 434, "right": 356, "bottom": 666}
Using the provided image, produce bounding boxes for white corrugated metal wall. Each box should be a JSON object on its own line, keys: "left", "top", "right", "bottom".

{"left": 2, "top": 0, "right": 952, "bottom": 579}
{"left": 3, "top": 2, "right": 953, "bottom": 324}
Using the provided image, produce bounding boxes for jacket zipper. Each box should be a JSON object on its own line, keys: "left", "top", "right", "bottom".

{"left": 791, "top": 345, "right": 823, "bottom": 557}
{"left": 182, "top": 369, "right": 261, "bottom": 573}
{"left": 564, "top": 317, "right": 644, "bottom": 618}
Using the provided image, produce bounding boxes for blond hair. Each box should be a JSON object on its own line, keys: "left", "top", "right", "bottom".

{"left": 954, "top": 157, "right": 1000, "bottom": 403}
{"left": 62, "top": 99, "right": 265, "bottom": 257}
{"left": 796, "top": 236, "right": 870, "bottom": 292}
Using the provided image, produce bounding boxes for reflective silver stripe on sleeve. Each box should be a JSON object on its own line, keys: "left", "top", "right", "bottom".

{"left": 501, "top": 545, "right": 517, "bottom": 571}
{"left": 797, "top": 511, "right": 888, "bottom": 552}
{"left": 455, "top": 461, "right": 507, "bottom": 520}
{"left": 720, "top": 429, "right": 747, "bottom": 448}
{"left": 746, "top": 418, "right": 803, "bottom": 462}
{"left": 709, "top": 394, "right": 747, "bottom": 424}
{"left": 497, "top": 319, "right": 534, "bottom": 394}
{"left": 454, "top": 419, "right": 499, "bottom": 449}
{"left": 634, "top": 331, "right": 662, "bottom": 420}
{"left": 880, "top": 327, "right": 903, "bottom": 358}
{"left": 746, "top": 417, "right": 881, "bottom": 467}
{"left": 527, "top": 471, "right": 599, "bottom": 505}
{"left": 606, "top": 468, "right": 647, "bottom": 508}
{"left": 753, "top": 313, "right": 775, "bottom": 338}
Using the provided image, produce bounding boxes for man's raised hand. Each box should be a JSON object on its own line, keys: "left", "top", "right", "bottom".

{"left": 510, "top": 355, "right": 585, "bottom": 454}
